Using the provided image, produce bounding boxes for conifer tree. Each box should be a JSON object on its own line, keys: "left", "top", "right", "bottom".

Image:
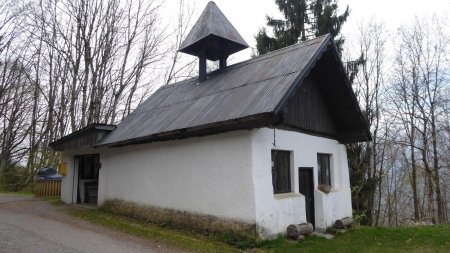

{"left": 256, "top": 0, "right": 349, "bottom": 55}
{"left": 311, "top": 0, "right": 349, "bottom": 52}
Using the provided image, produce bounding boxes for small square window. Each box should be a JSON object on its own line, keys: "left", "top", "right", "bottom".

{"left": 271, "top": 150, "right": 291, "bottom": 194}
{"left": 317, "top": 153, "right": 331, "bottom": 192}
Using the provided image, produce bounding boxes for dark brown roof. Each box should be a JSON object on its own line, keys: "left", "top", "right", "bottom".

{"left": 50, "top": 124, "right": 116, "bottom": 151}
{"left": 98, "top": 34, "right": 370, "bottom": 147}
{"left": 178, "top": 1, "right": 248, "bottom": 61}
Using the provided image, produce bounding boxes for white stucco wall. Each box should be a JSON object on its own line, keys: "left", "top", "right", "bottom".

{"left": 60, "top": 127, "right": 353, "bottom": 238}
{"left": 99, "top": 130, "right": 257, "bottom": 223}
{"left": 251, "top": 128, "right": 352, "bottom": 237}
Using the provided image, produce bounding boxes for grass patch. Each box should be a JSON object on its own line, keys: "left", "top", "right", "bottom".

{"left": 0, "top": 184, "right": 33, "bottom": 195}
{"left": 69, "top": 208, "right": 241, "bottom": 253}
{"left": 41, "top": 197, "right": 65, "bottom": 206}
{"left": 65, "top": 203, "right": 450, "bottom": 253}
{"left": 258, "top": 226, "right": 450, "bottom": 253}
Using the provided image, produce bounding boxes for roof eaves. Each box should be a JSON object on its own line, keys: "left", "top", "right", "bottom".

{"left": 97, "top": 112, "right": 276, "bottom": 148}
{"left": 49, "top": 124, "right": 116, "bottom": 149}
{"left": 327, "top": 38, "right": 372, "bottom": 142}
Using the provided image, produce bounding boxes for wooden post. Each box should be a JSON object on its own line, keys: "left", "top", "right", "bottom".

{"left": 219, "top": 56, "right": 228, "bottom": 70}
{"left": 199, "top": 56, "right": 206, "bottom": 82}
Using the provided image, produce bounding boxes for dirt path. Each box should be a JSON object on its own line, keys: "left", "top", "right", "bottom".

{"left": 0, "top": 194, "right": 185, "bottom": 253}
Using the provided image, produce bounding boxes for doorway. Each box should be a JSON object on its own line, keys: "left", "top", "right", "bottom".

{"left": 299, "top": 167, "right": 315, "bottom": 227}
{"left": 75, "top": 154, "right": 100, "bottom": 204}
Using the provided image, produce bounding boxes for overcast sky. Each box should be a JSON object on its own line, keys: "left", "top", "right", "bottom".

{"left": 161, "top": 0, "right": 449, "bottom": 62}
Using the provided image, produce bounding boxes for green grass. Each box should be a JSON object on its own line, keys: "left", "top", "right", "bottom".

{"left": 69, "top": 208, "right": 241, "bottom": 253}
{"left": 42, "top": 197, "right": 65, "bottom": 206}
{"left": 67, "top": 206, "right": 450, "bottom": 253}
{"left": 258, "top": 226, "right": 450, "bottom": 253}
{"left": 0, "top": 184, "right": 33, "bottom": 195}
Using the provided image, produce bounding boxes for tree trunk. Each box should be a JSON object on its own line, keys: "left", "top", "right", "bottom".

{"left": 335, "top": 217, "right": 353, "bottom": 229}
{"left": 431, "top": 109, "right": 444, "bottom": 223}
{"left": 287, "top": 223, "right": 314, "bottom": 240}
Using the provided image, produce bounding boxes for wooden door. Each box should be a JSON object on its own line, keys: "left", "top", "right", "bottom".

{"left": 299, "top": 167, "right": 315, "bottom": 227}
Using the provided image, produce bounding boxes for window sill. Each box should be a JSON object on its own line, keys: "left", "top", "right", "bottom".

{"left": 330, "top": 187, "right": 340, "bottom": 192}
{"left": 274, "top": 192, "right": 303, "bottom": 200}
{"left": 317, "top": 186, "right": 340, "bottom": 194}
{"left": 318, "top": 184, "right": 331, "bottom": 193}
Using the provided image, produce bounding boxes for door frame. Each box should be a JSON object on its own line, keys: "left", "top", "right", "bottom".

{"left": 298, "top": 167, "right": 315, "bottom": 227}
{"left": 73, "top": 154, "right": 100, "bottom": 204}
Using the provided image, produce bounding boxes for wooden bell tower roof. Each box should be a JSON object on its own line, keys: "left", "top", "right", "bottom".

{"left": 179, "top": 1, "right": 248, "bottom": 61}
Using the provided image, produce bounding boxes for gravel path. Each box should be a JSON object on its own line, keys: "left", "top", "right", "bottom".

{"left": 0, "top": 194, "right": 183, "bottom": 253}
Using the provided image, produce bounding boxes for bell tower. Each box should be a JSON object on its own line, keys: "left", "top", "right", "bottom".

{"left": 179, "top": 1, "right": 248, "bottom": 82}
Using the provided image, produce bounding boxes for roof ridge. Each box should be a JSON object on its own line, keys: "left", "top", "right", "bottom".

{"left": 249, "top": 34, "right": 329, "bottom": 60}
{"left": 131, "top": 35, "right": 331, "bottom": 117}
{"left": 225, "top": 35, "right": 328, "bottom": 70}
{"left": 161, "top": 35, "right": 330, "bottom": 90}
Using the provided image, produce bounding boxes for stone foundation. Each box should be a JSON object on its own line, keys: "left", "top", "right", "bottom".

{"left": 102, "top": 199, "right": 259, "bottom": 244}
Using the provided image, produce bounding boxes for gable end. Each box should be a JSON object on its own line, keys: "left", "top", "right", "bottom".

{"left": 276, "top": 42, "right": 371, "bottom": 143}
{"left": 280, "top": 75, "right": 338, "bottom": 138}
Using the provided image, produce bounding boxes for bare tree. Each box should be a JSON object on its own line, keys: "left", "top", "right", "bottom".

{"left": 164, "top": 0, "right": 197, "bottom": 85}
{"left": 1, "top": 0, "right": 170, "bottom": 183}
{"left": 346, "top": 18, "right": 387, "bottom": 226}
{"left": 389, "top": 16, "right": 449, "bottom": 224}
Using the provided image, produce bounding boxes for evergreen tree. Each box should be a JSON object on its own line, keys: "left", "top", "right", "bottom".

{"left": 311, "top": 0, "right": 349, "bottom": 52}
{"left": 255, "top": 0, "right": 349, "bottom": 55}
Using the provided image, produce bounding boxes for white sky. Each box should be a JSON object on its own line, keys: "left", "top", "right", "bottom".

{"left": 161, "top": 0, "right": 450, "bottom": 62}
